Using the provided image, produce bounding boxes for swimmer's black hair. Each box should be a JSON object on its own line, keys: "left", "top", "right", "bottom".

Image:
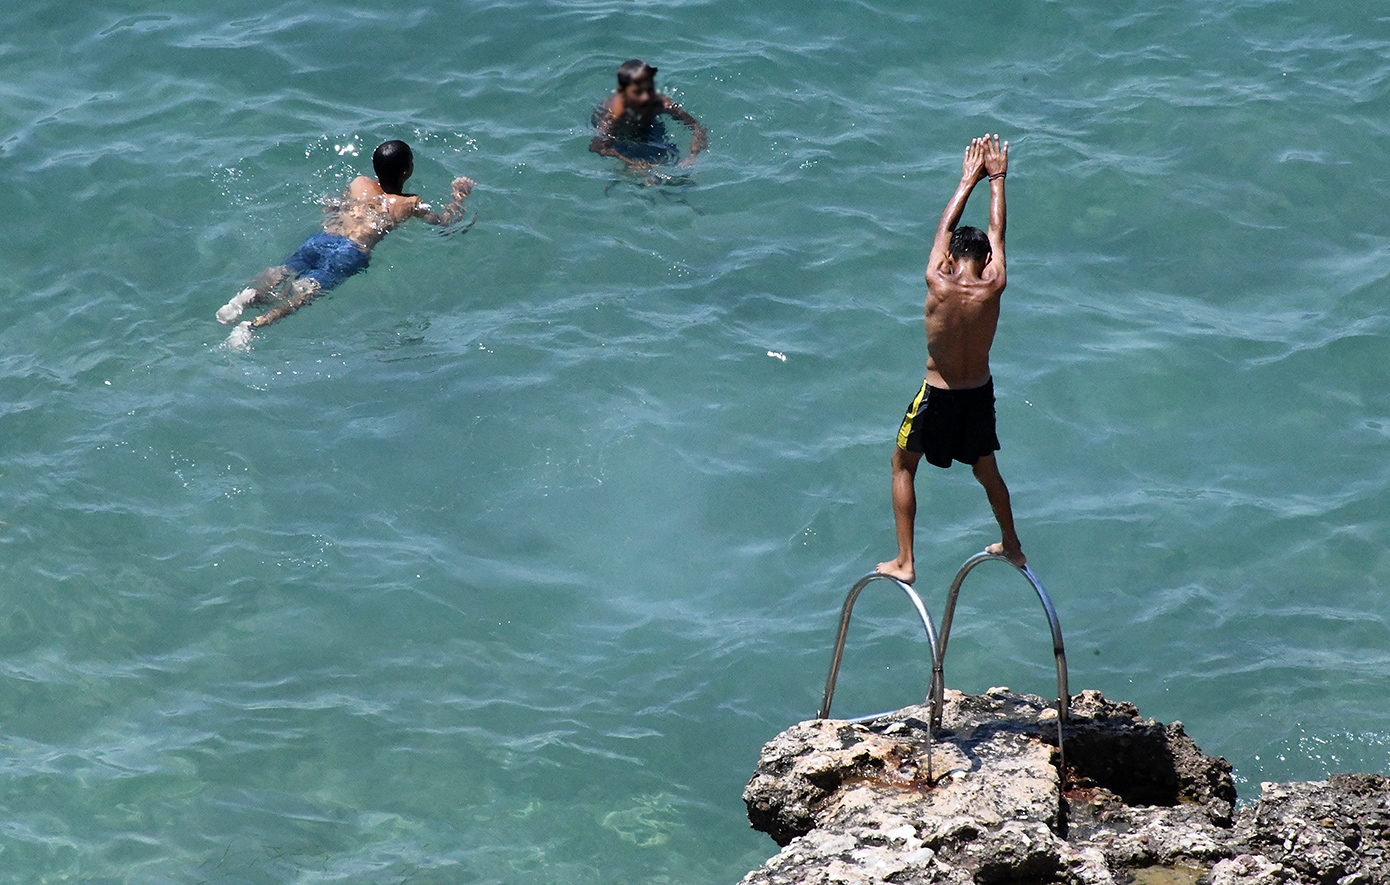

{"left": 617, "top": 58, "right": 657, "bottom": 87}
{"left": 949, "top": 226, "right": 991, "bottom": 264}
{"left": 373, "top": 140, "right": 414, "bottom": 194}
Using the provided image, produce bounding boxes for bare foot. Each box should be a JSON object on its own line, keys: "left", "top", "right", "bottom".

{"left": 216, "top": 287, "right": 257, "bottom": 324}
{"left": 875, "top": 559, "right": 915, "bottom": 584}
{"left": 222, "top": 320, "right": 253, "bottom": 350}
{"left": 986, "top": 541, "right": 1026, "bottom": 568}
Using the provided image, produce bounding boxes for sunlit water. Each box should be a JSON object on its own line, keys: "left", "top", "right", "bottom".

{"left": 1, "top": 1, "right": 1388, "bottom": 881}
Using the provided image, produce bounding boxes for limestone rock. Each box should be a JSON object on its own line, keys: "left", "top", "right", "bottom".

{"left": 1240, "top": 775, "right": 1390, "bottom": 885}
{"left": 738, "top": 689, "right": 1390, "bottom": 885}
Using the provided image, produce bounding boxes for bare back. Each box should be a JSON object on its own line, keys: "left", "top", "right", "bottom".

{"left": 924, "top": 267, "right": 1003, "bottom": 389}
{"left": 322, "top": 176, "right": 421, "bottom": 252}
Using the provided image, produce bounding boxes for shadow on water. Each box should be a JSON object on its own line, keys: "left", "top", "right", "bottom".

{"left": 366, "top": 317, "right": 433, "bottom": 362}
{"left": 602, "top": 171, "right": 705, "bottom": 214}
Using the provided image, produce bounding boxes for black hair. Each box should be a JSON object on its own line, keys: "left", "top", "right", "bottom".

{"left": 372, "top": 140, "right": 413, "bottom": 194}
{"left": 948, "top": 226, "right": 990, "bottom": 264}
{"left": 616, "top": 58, "right": 657, "bottom": 87}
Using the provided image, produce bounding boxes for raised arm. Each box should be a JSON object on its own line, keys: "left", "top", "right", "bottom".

{"left": 981, "top": 134, "right": 1008, "bottom": 286}
{"left": 415, "top": 177, "right": 474, "bottom": 227}
{"left": 927, "top": 138, "right": 987, "bottom": 277}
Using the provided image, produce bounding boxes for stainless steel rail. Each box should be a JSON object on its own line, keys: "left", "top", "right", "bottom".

{"left": 816, "top": 572, "right": 942, "bottom": 781}
{"left": 929, "top": 551, "right": 1069, "bottom": 771}
{"left": 817, "top": 574, "right": 941, "bottom": 721}
{"left": 814, "top": 555, "right": 1070, "bottom": 782}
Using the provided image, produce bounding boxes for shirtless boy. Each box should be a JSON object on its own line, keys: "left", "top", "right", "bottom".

{"left": 589, "top": 59, "right": 707, "bottom": 171}
{"left": 217, "top": 140, "right": 473, "bottom": 338}
{"left": 877, "top": 134, "right": 1023, "bottom": 584}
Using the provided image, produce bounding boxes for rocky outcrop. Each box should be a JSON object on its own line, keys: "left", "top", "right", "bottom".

{"left": 740, "top": 688, "right": 1390, "bottom": 885}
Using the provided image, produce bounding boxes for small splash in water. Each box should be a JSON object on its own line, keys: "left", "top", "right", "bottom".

{"left": 221, "top": 320, "right": 254, "bottom": 351}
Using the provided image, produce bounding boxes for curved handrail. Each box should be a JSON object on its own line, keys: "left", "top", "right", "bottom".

{"left": 818, "top": 573, "right": 941, "bottom": 721}
{"left": 928, "top": 552, "right": 1069, "bottom": 770}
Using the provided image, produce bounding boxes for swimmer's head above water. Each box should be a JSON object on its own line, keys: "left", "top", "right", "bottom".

{"left": 617, "top": 58, "right": 657, "bottom": 87}
{"left": 372, "top": 140, "right": 414, "bottom": 195}
{"left": 615, "top": 59, "right": 659, "bottom": 110}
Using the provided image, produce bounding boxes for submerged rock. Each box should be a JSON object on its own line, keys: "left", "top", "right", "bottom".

{"left": 739, "top": 689, "right": 1390, "bottom": 885}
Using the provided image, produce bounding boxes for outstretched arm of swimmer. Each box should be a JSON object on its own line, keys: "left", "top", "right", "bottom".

{"left": 982, "top": 135, "right": 1008, "bottom": 286}
{"left": 414, "top": 177, "right": 475, "bottom": 227}
{"left": 665, "top": 100, "right": 707, "bottom": 169}
{"left": 926, "top": 137, "right": 987, "bottom": 278}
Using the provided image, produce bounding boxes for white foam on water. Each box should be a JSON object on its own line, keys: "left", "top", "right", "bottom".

{"left": 221, "top": 320, "right": 253, "bottom": 351}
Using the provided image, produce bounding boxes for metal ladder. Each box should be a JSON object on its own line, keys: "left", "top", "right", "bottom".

{"left": 817, "top": 551, "right": 1070, "bottom": 776}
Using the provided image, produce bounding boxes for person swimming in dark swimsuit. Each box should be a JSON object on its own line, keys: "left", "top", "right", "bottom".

{"left": 216, "top": 140, "right": 473, "bottom": 344}
{"left": 589, "top": 59, "right": 707, "bottom": 172}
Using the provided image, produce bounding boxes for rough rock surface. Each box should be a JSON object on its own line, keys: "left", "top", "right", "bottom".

{"left": 740, "top": 688, "right": 1390, "bottom": 885}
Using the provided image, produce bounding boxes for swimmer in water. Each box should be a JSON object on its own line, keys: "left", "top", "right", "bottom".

{"left": 589, "top": 59, "right": 707, "bottom": 172}
{"left": 877, "top": 134, "right": 1024, "bottom": 583}
{"left": 217, "top": 140, "right": 473, "bottom": 338}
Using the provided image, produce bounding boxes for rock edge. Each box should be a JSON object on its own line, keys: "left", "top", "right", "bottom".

{"left": 739, "top": 688, "right": 1390, "bottom": 885}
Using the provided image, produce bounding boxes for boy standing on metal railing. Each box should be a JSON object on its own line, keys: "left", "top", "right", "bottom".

{"left": 877, "top": 135, "right": 1024, "bottom": 584}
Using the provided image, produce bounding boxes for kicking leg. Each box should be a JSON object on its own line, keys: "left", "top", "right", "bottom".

{"left": 877, "top": 446, "right": 923, "bottom": 583}
{"left": 971, "top": 454, "right": 1025, "bottom": 566}
{"left": 218, "top": 266, "right": 290, "bottom": 324}
{"left": 251, "top": 277, "right": 322, "bottom": 328}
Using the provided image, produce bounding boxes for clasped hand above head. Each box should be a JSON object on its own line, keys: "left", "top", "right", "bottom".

{"left": 962, "top": 134, "right": 1008, "bottom": 183}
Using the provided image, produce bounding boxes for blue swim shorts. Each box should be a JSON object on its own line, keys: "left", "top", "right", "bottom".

{"left": 283, "top": 232, "right": 370, "bottom": 291}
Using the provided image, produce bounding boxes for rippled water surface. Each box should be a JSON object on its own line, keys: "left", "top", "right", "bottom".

{"left": 2, "top": 1, "right": 1389, "bottom": 881}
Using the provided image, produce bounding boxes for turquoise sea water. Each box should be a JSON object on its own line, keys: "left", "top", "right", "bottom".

{"left": 2, "top": 1, "right": 1389, "bottom": 881}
